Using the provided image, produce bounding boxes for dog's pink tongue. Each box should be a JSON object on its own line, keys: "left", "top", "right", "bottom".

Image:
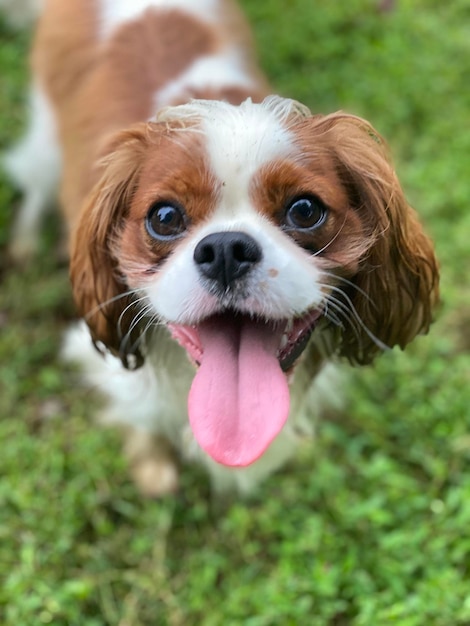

{"left": 188, "top": 316, "right": 290, "bottom": 467}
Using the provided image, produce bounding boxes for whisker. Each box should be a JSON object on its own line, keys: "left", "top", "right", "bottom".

{"left": 312, "top": 213, "right": 348, "bottom": 257}
{"left": 322, "top": 300, "right": 343, "bottom": 327}
{"left": 84, "top": 287, "right": 147, "bottom": 322}
{"left": 320, "top": 289, "right": 364, "bottom": 342}
{"left": 126, "top": 312, "right": 164, "bottom": 356}
{"left": 323, "top": 301, "right": 365, "bottom": 353}
{"left": 117, "top": 295, "right": 151, "bottom": 338}
{"left": 121, "top": 302, "right": 153, "bottom": 341}
{"left": 321, "top": 271, "right": 378, "bottom": 310}
{"left": 118, "top": 304, "right": 155, "bottom": 356}
{"left": 320, "top": 284, "right": 390, "bottom": 352}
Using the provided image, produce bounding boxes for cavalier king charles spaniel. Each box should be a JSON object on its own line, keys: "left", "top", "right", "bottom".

{"left": 5, "top": 0, "right": 439, "bottom": 495}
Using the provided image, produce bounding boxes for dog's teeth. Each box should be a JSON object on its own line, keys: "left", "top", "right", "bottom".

{"left": 280, "top": 333, "right": 289, "bottom": 350}
{"left": 285, "top": 319, "right": 294, "bottom": 334}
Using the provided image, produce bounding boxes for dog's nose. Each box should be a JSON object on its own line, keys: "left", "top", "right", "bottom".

{"left": 194, "top": 231, "right": 262, "bottom": 290}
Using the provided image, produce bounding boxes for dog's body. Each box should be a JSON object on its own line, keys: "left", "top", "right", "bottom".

{"left": 5, "top": 0, "right": 438, "bottom": 495}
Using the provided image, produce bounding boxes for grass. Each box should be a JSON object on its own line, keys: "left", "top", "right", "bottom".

{"left": 1, "top": 0, "right": 469, "bottom": 624}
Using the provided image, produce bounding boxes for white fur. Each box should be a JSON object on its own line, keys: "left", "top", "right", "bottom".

{"left": 99, "top": 0, "right": 219, "bottom": 39}
{"left": 153, "top": 52, "right": 257, "bottom": 112}
{"left": 4, "top": 84, "right": 61, "bottom": 260}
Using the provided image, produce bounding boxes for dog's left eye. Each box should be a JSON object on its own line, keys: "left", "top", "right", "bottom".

{"left": 284, "top": 196, "right": 327, "bottom": 230}
{"left": 146, "top": 202, "right": 187, "bottom": 240}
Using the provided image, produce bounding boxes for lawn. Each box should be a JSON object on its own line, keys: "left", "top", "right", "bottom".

{"left": 1, "top": 1, "right": 469, "bottom": 624}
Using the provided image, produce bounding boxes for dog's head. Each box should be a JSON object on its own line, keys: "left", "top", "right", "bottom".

{"left": 70, "top": 97, "right": 439, "bottom": 466}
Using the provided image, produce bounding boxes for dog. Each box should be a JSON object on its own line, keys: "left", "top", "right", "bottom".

{"left": 4, "top": 0, "right": 439, "bottom": 496}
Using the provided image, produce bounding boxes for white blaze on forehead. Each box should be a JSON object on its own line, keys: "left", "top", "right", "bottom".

{"left": 157, "top": 96, "right": 311, "bottom": 212}
{"left": 99, "top": 0, "right": 220, "bottom": 39}
{"left": 203, "top": 100, "right": 293, "bottom": 210}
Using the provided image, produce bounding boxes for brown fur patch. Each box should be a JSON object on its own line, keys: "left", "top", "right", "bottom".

{"left": 118, "top": 124, "right": 220, "bottom": 284}
{"left": 34, "top": 4, "right": 246, "bottom": 226}
{"left": 33, "top": 0, "right": 100, "bottom": 106}
{"left": 288, "top": 113, "right": 439, "bottom": 363}
{"left": 252, "top": 152, "right": 365, "bottom": 276}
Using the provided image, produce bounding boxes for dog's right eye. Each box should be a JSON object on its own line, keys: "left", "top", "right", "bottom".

{"left": 146, "top": 202, "right": 187, "bottom": 240}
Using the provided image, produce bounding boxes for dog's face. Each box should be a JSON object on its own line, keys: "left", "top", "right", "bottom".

{"left": 70, "top": 97, "right": 438, "bottom": 466}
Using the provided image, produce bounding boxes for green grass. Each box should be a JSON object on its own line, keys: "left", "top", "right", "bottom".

{"left": 1, "top": 1, "right": 469, "bottom": 624}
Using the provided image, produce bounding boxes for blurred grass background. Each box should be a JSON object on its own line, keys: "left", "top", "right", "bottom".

{"left": 0, "top": 0, "right": 469, "bottom": 624}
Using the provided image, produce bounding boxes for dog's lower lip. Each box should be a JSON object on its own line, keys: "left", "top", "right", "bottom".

{"left": 278, "top": 310, "right": 322, "bottom": 371}
{"left": 279, "top": 328, "right": 313, "bottom": 371}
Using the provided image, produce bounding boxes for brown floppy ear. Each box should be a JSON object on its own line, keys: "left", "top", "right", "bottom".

{"left": 315, "top": 114, "right": 439, "bottom": 364}
{"left": 69, "top": 124, "right": 150, "bottom": 368}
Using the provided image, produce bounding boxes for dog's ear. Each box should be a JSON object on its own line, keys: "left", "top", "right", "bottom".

{"left": 70, "top": 124, "right": 150, "bottom": 368}
{"left": 309, "top": 114, "right": 439, "bottom": 364}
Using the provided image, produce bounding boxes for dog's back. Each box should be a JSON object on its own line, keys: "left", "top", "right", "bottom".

{"left": 38, "top": 0, "right": 269, "bottom": 220}
{"left": 6, "top": 0, "right": 270, "bottom": 256}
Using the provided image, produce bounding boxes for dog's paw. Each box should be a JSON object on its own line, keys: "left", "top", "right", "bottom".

{"left": 131, "top": 456, "right": 179, "bottom": 498}
{"left": 125, "top": 430, "right": 179, "bottom": 498}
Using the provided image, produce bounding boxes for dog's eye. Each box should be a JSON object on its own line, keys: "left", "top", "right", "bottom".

{"left": 284, "top": 196, "right": 327, "bottom": 230}
{"left": 146, "top": 202, "right": 187, "bottom": 240}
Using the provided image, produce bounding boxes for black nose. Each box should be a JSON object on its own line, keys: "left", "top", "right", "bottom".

{"left": 193, "top": 231, "right": 262, "bottom": 290}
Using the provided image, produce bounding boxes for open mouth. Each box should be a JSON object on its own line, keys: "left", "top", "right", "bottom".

{"left": 169, "top": 308, "right": 321, "bottom": 372}
{"left": 168, "top": 308, "right": 322, "bottom": 468}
